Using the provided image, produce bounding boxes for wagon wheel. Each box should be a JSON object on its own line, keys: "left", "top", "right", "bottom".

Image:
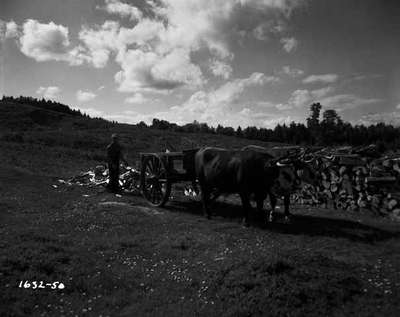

{"left": 141, "top": 155, "right": 171, "bottom": 207}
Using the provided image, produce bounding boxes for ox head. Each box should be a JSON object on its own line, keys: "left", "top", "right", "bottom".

{"left": 275, "top": 154, "right": 319, "bottom": 190}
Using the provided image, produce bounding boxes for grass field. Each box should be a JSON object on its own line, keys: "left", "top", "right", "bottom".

{"left": 1, "top": 100, "right": 400, "bottom": 316}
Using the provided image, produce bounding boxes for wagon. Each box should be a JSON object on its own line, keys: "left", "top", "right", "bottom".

{"left": 139, "top": 149, "right": 199, "bottom": 207}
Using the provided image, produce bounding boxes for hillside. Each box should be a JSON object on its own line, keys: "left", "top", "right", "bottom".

{"left": 0, "top": 99, "right": 281, "bottom": 177}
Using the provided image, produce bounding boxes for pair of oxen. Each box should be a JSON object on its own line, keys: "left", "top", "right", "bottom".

{"left": 194, "top": 145, "right": 318, "bottom": 226}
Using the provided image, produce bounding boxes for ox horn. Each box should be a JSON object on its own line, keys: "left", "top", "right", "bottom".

{"left": 276, "top": 158, "right": 292, "bottom": 167}
{"left": 276, "top": 161, "right": 289, "bottom": 167}
{"left": 304, "top": 157, "right": 314, "bottom": 163}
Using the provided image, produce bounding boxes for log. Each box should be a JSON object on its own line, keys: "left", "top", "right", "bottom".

{"left": 366, "top": 176, "right": 396, "bottom": 184}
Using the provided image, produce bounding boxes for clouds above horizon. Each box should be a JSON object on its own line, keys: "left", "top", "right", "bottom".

{"left": 76, "top": 90, "right": 97, "bottom": 103}
{"left": 1, "top": 0, "right": 393, "bottom": 128}
{"left": 303, "top": 74, "right": 339, "bottom": 84}
{"left": 36, "top": 86, "right": 61, "bottom": 100}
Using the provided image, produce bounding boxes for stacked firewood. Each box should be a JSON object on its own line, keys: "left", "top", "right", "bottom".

{"left": 294, "top": 145, "right": 400, "bottom": 219}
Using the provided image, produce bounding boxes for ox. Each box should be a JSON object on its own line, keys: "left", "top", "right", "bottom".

{"left": 195, "top": 147, "right": 278, "bottom": 226}
{"left": 242, "top": 145, "right": 319, "bottom": 222}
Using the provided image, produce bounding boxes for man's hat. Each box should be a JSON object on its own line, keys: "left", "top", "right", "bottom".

{"left": 111, "top": 133, "right": 119, "bottom": 139}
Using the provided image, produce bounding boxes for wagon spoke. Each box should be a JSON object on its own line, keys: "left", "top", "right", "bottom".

{"left": 148, "top": 157, "right": 156, "bottom": 173}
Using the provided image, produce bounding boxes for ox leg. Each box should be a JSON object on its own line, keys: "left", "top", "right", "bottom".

{"left": 283, "top": 194, "right": 292, "bottom": 223}
{"left": 239, "top": 193, "right": 251, "bottom": 227}
{"left": 268, "top": 194, "right": 277, "bottom": 222}
{"left": 255, "top": 194, "right": 266, "bottom": 224}
{"left": 198, "top": 180, "right": 212, "bottom": 219}
{"left": 202, "top": 190, "right": 212, "bottom": 219}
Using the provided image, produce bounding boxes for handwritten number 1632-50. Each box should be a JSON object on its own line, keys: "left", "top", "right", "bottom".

{"left": 18, "top": 281, "right": 65, "bottom": 289}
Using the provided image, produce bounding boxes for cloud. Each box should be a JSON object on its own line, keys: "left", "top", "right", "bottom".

{"left": 36, "top": 86, "right": 61, "bottom": 100}
{"left": 280, "top": 37, "right": 298, "bottom": 53}
{"left": 355, "top": 112, "right": 400, "bottom": 127}
{"left": 253, "top": 20, "right": 286, "bottom": 41}
{"left": 76, "top": 0, "right": 304, "bottom": 92}
{"left": 115, "top": 48, "right": 204, "bottom": 92}
{"left": 277, "top": 86, "right": 381, "bottom": 111}
{"left": 5, "top": 21, "right": 19, "bottom": 38}
{"left": 0, "top": 19, "right": 20, "bottom": 42}
{"left": 19, "top": 19, "right": 86, "bottom": 65}
{"left": 350, "top": 74, "right": 383, "bottom": 82}
{"left": 276, "top": 86, "right": 333, "bottom": 110}
{"left": 99, "top": 0, "right": 142, "bottom": 21}
{"left": 280, "top": 65, "right": 304, "bottom": 78}
{"left": 240, "top": 0, "right": 304, "bottom": 14}
{"left": 78, "top": 21, "right": 121, "bottom": 68}
{"left": 209, "top": 59, "right": 233, "bottom": 79}
{"left": 125, "top": 93, "right": 149, "bottom": 104}
{"left": 319, "top": 94, "right": 382, "bottom": 111}
{"left": 76, "top": 90, "right": 97, "bottom": 102}
{"left": 146, "top": 72, "right": 277, "bottom": 127}
{"left": 302, "top": 74, "right": 339, "bottom": 84}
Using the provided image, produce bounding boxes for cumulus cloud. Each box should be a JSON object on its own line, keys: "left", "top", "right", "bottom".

{"left": 276, "top": 86, "right": 333, "bottom": 110}
{"left": 115, "top": 48, "right": 204, "bottom": 92}
{"left": 75, "top": 0, "right": 304, "bottom": 92}
{"left": 36, "top": 86, "right": 61, "bottom": 100}
{"left": 125, "top": 93, "right": 149, "bottom": 104}
{"left": 8, "top": 1, "right": 305, "bottom": 95}
{"left": 280, "top": 37, "right": 298, "bottom": 52}
{"left": 302, "top": 74, "right": 339, "bottom": 84}
{"left": 146, "top": 72, "right": 277, "bottom": 127}
{"left": 76, "top": 90, "right": 97, "bottom": 102}
{"left": 19, "top": 19, "right": 86, "bottom": 65}
{"left": 99, "top": 0, "right": 142, "bottom": 21}
{"left": 280, "top": 65, "right": 304, "bottom": 78}
{"left": 78, "top": 21, "right": 121, "bottom": 68}
{"left": 209, "top": 59, "right": 233, "bottom": 79}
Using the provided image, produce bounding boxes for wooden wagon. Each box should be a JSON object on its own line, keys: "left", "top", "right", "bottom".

{"left": 139, "top": 149, "right": 199, "bottom": 207}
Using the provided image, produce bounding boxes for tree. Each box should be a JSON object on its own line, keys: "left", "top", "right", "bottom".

{"left": 306, "top": 103, "right": 322, "bottom": 144}
{"left": 306, "top": 103, "right": 322, "bottom": 129}
{"left": 320, "top": 109, "right": 343, "bottom": 144}
{"left": 321, "top": 109, "right": 342, "bottom": 126}
{"left": 236, "top": 126, "right": 243, "bottom": 138}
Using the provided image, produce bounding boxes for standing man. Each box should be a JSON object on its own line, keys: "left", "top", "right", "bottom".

{"left": 106, "top": 133, "right": 128, "bottom": 193}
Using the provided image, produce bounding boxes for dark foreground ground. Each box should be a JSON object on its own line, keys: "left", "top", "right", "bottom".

{"left": 1, "top": 164, "right": 400, "bottom": 317}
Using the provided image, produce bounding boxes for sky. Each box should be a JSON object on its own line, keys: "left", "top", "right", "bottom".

{"left": 1, "top": 0, "right": 400, "bottom": 128}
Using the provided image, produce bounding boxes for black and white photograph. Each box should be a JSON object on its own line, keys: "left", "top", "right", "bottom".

{"left": 1, "top": 0, "right": 400, "bottom": 316}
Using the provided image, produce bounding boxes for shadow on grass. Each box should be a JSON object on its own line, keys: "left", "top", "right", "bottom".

{"left": 165, "top": 198, "right": 399, "bottom": 244}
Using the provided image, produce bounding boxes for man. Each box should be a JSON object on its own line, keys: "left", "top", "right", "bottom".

{"left": 106, "top": 133, "right": 128, "bottom": 193}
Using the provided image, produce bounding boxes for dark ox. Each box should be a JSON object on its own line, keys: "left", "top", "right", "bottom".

{"left": 242, "top": 145, "right": 319, "bottom": 222}
{"left": 195, "top": 147, "right": 278, "bottom": 225}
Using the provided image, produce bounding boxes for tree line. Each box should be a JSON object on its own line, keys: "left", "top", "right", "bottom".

{"left": 2, "top": 96, "right": 398, "bottom": 149}
{"left": 148, "top": 103, "right": 400, "bottom": 149}
{"left": 1, "top": 95, "right": 85, "bottom": 117}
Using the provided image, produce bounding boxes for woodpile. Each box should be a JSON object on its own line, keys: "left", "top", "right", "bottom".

{"left": 294, "top": 145, "right": 400, "bottom": 220}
